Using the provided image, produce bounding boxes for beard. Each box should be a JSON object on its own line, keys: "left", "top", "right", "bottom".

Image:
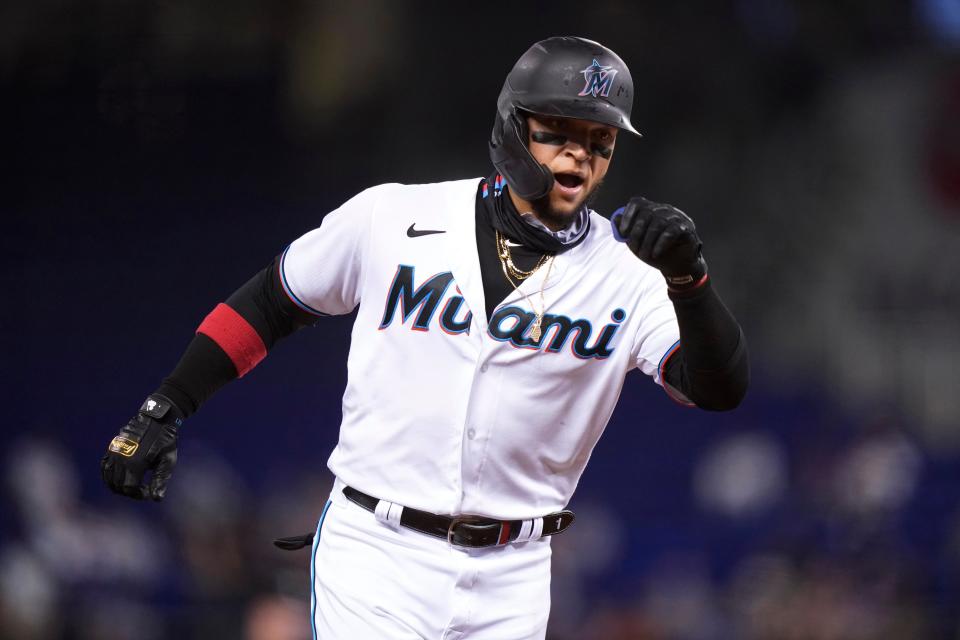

{"left": 530, "top": 177, "right": 606, "bottom": 230}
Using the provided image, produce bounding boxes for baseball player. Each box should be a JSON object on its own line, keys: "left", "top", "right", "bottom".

{"left": 102, "top": 37, "right": 748, "bottom": 638}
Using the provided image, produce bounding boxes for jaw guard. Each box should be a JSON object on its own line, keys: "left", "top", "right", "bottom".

{"left": 489, "top": 110, "right": 555, "bottom": 201}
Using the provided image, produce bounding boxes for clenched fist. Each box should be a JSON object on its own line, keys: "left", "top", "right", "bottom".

{"left": 101, "top": 394, "right": 182, "bottom": 501}
{"left": 613, "top": 196, "right": 707, "bottom": 289}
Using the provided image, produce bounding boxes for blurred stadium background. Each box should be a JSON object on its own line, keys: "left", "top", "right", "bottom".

{"left": 3, "top": 1, "right": 960, "bottom": 638}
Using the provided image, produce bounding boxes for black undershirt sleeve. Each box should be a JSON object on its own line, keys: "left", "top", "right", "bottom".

{"left": 155, "top": 255, "right": 316, "bottom": 417}
{"left": 661, "top": 279, "right": 749, "bottom": 411}
{"left": 224, "top": 255, "right": 317, "bottom": 348}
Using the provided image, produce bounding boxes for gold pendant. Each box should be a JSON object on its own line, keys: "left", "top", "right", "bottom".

{"left": 530, "top": 318, "right": 542, "bottom": 341}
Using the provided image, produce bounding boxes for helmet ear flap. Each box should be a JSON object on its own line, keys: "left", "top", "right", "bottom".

{"left": 489, "top": 110, "right": 555, "bottom": 202}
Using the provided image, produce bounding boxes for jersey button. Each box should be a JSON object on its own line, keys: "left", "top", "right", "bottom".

{"left": 479, "top": 363, "right": 489, "bottom": 373}
{"left": 467, "top": 428, "right": 476, "bottom": 439}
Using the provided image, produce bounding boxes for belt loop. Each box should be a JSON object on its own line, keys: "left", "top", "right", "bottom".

{"left": 517, "top": 519, "right": 532, "bottom": 542}
{"left": 515, "top": 517, "right": 544, "bottom": 543}
{"left": 530, "top": 516, "right": 544, "bottom": 541}
{"left": 374, "top": 499, "right": 404, "bottom": 530}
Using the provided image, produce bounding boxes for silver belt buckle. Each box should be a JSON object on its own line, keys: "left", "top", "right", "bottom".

{"left": 446, "top": 515, "right": 489, "bottom": 547}
{"left": 446, "top": 517, "right": 464, "bottom": 546}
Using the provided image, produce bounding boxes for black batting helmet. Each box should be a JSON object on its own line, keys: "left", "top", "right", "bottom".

{"left": 489, "top": 36, "right": 640, "bottom": 201}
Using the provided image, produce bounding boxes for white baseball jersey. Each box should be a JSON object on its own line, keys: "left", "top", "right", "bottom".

{"left": 280, "top": 178, "right": 681, "bottom": 520}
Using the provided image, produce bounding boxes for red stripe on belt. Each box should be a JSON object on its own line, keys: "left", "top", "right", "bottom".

{"left": 497, "top": 522, "right": 511, "bottom": 545}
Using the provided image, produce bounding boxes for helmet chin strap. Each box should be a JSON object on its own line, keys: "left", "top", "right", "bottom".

{"left": 489, "top": 111, "right": 554, "bottom": 201}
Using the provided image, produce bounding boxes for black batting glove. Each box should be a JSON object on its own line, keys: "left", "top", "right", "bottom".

{"left": 614, "top": 196, "right": 707, "bottom": 290}
{"left": 101, "top": 394, "right": 182, "bottom": 501}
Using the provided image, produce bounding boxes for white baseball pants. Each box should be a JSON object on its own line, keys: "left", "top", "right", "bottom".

{"left": 309, "top": 479, "right": 553, "bottom": 639}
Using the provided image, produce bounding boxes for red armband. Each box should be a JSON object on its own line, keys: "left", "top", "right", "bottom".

{"left": 196, "top": 303, "right": 267, "bottom": 377}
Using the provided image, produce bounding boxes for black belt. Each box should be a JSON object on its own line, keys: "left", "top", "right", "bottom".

{"left": 343, "top": 486, "right": 575, "bottom": 548}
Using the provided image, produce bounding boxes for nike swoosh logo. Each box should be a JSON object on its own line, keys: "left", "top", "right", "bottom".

{"left": 407, "top": 223, "right": 446, "bottom": 238}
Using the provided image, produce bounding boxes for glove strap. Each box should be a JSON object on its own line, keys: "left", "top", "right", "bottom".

{"left": 139, "top": 394, "right": 184, "bottom": 426}
{"left": 666, "top": 271, "right": 709, "bottom": 292}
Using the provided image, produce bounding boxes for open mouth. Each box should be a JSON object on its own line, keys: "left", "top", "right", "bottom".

{"left": 554, "top": 173, "right": 585, "bottom": 189}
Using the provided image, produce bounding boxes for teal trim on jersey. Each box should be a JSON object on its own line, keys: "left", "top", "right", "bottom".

{"left": 279, "top": 245, "right": 328, "bottom": 317}
{"left": 658, "top": 339, "right": 696, "bottom": 407}
{"left": 310, "top": 499, "right": 333, "bottom": 640}
{"left": 658, "top": 339, "right": 682, "bottom": 375}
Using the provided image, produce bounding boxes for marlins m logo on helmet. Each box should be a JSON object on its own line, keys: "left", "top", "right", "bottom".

{"left": 578, "top": 59, "right": 618, "bottom": 98}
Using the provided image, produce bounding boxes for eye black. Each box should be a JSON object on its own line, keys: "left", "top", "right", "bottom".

{"left": 591, "top": 144, "right": 613, "bottom": 159}
{"left": 531, "top": 131, "right": 567, "bottom": 145}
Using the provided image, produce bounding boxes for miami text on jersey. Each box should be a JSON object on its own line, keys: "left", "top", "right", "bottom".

{"left": 379, "top": 265, "right": 625, "bottom": 359}
{"left": 379, "top": 265, "right": 472, "bottom": 334}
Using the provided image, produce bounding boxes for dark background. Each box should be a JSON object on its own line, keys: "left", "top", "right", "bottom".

{"left": 3, "top": 1, "right": 960, "bottom": 638}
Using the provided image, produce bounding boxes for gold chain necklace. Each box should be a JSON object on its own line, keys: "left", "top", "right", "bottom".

{"left": 495, "top": 230, "right": 555, "bottom": 341}
{"left": 496, "top": 231, "right": 550, "bottom": 280}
